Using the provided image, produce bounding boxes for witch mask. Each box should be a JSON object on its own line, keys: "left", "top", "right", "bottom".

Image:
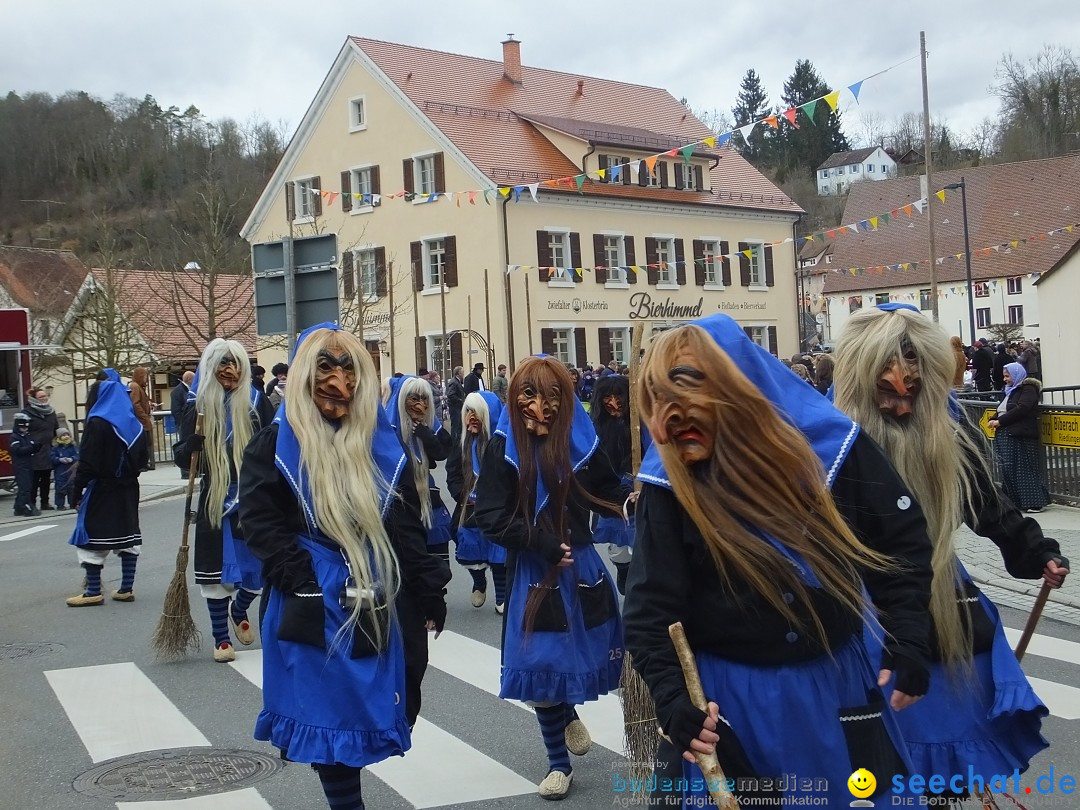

{"left": 216, "top": 355, "right": 241, "bottom": 390}
{"left": 876, "top": 339, "right": 922, "bottom": 423}
{"left": 509, "top": 358, "right": 569, "bottom": 437}
{"left": 313, "top": 336, "right": 357, "bottom": 421}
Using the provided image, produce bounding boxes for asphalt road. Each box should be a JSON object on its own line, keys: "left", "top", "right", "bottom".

{"left": 2, "top": 495, "right": 1079, "bottom": 810}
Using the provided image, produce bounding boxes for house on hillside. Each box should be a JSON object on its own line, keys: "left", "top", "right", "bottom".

{"left": 820, "top": 155, "right": 1080, "bottom": 386}
{"left": 241, "top": 36, "right": 805, "bottom": 375}
{"left": 817, "top": 147, "right": 896, "bottom": 196}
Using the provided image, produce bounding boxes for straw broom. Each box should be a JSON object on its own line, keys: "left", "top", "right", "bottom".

{"left": 621, "top": 322, "right": 659, "bottom": 797}
{"left": 151, "top": 413, "right": 204, "bottom": 660}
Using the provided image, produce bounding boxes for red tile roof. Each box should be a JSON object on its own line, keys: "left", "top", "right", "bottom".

{"left": 822, "top": 155, "right": 1080, "bottom": 293}
{"left": 352, "top": 37, "right": 801, "bottom": 215}
{"left": 0, "top": 246, "right": 89, "bottom": 318}
{"left": 89, "top": 269, "right": 256, "bottom": 361}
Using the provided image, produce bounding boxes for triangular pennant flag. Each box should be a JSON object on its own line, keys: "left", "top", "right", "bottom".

{"left": 483, "top": 189, "right": 494, "bottom": 204}
{"left": 737, "top": 122, "right": 756, "bottom": 143}
{"left": 548, "top": 267, "right": 556, "bottom": 279}
{"left": 716, "top": 132, "right": 732, "bottom": 148}
{"left": 645, "top": 155, "right": 659, "bottom": 172}
{"left": 1011, "top": 240, "right": 1019, "bottom": 248}
{"left": 1067, "top": 225, "right": 1075, "bottom": 232}
{"left": 764, "top": 114, "right": 779, "bottom": 129}
{"left": 542, "top": 179, "right": 559, "bottom": 188}
{"left": 372, "top": 194, "right": 382, "bottom": 206}
{"left": 847, "top": 224, "right": 860, "bottom": 235}
{"left": 498, "top": 187, "right": 511, "bottom": 199}
{"left": 902, "top": 204, "right": 913, "bottom": 216}
{"left": 609, "top": 165, "right": 622, "bottom": 183}
{"left": 574, "top": 174, "right": 586, "bottom": 191}
{"left": 799, "top": 99, "right": 819, "bottom": 122}
{"left": 326, "top": 191, "right": 339, "bottom": 206}
{"left": 824, "top": 91, "right": 841, "bottom": 111}
{"left": 596, "top": 168, "right": 607, "bottom": 181}
{"left": 913, "top": 200, "right": 925, "bottom": 213}
{"left": 848, "top": 80, "right": 864, "bottom": 102}
{"left": 782, "top": 108, "right": 799, "bottom": 128}
{"left": 870, "top": 216, "right": 879, "bottom": 229}
{"left": 528, "top": 183, "right": 539, "bottom": 203}
{"left": 742, "top": 249, "right": 753, "bottom": 259}
{"left": 859, "top": 220, "right": 870, "bottom": 231}
{"left": 936, "top": 257, "right": 945, "bottom": 265}
{"left": 703, "top": 136, "right": 717, "bottom": 148}
{"left": 826, "top": 230, "right": 837, "bottom": 239}
{"left": 880, "top": 211, "right": 891, "bottom": 225}
{"left": 512, "top": 187, "right": 523, "bottom": 202}
{"left": 444, "top": 191, "right": 455, "bottom": 204}
{"left": 955, "top": 253, "right": 964, "bottom": 261}
{"left": 680, "top": 144, "right": 695, "bottom": 163}
{"left": 663, "top": 149, "right": 678, "bottom": 158}
{"left": 467, "top": 191, "right": 477, "bottom": 205}
{"left": 936, "top": 190, "right": 946, "bottom": 202}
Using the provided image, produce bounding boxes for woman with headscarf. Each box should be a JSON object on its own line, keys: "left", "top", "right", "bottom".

{"left": 20, "top": 387, "right": 59, "bottom": 511}
{"left": 474, "top": 356, "right": 632, "bottom": 800}
{"left": 624, "top": 314, "right": 935, "bottom": 808}
{"left": 238, "top": 324, "right": 450, "bottom": 810}
{"left": 65, "top": 369, "right": 148, "bottom": 607}
{"left": 176, "top": 339, "right": 276, "bottom": 662}
{"left": 990, "top": 362, "right": 1051, "bottom": 513}
{"left": 447, "top": 391, "right": 508, "bottom": 611}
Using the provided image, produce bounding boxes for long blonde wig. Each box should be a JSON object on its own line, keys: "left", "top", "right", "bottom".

{"left": 285, "top": 328, "right": 399, "bottom": 647}
{"left": 458, "top": 392, "right": 492, "bottom": 525}
{"left": 833, "top": 306, "right": 989, "bottom": 666}
{"left": 396, "top": 376, "right": 436, "bottom": 529}
{"left": 195, "top": 339, "right": 255, "bottom": 528}
{"left": 638, "top": 325, "right": 894, "bottom": 645}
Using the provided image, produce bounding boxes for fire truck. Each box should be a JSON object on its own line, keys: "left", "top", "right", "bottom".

{"left": 0, "top": 309, "right": 38, "bottom": 491}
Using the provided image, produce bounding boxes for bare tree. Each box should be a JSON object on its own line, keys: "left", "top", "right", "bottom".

{"left": 852, "top": 110, "right": 887, "bottom": 149}
{"left": 994, "top": 45, "right": 1080, "bottom": 161}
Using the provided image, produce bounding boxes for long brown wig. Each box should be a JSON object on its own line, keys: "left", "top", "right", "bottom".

{"left": 638, "top": 325, "right": 895, "bottom": 645}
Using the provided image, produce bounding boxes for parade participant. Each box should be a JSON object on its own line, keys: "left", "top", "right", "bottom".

{"left": 176, "top": 339, "right": 275, "bottom": 662}
{"left": 385, "top": 376, "right": 454, "bottom": 561}
{"left": 589, "top": 374, "right": 641, "bottom": 594}
{"left": 832, "top": 304, "right": 1068, "bottom": 797}
{"left": 474, "top": 356, "right": 632, "bottom": 800}
{"left": 65, "top": 369, "right": 148, "bottom": 607}
{"left": 624, "top": 315, "right": 935, "bottom": 808}
{"left": 446, "top": 391, "right": 507, "bottom": 612}
{"left": 238, "top": 324, "right": 450, "bottom": 810}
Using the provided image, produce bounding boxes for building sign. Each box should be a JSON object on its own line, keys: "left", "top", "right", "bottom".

{"left": 362, "top": 310, "right": 392, "bottom": 328}
{"left": 1041, "top": 412, "right": 1080, "bottom": 448}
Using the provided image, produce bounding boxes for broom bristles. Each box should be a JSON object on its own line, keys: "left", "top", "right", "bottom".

{"left": 151, "top": 545, "right": 201, "bottom": 660}
{"left": 621, "top": 651, "right": 660, "bottom": 799}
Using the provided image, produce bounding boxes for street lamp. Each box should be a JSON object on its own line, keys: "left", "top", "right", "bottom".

{"left": 944, "top": 178, "right": 976, "bottom": 345}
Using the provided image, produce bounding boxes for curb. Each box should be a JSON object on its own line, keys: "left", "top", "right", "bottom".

{"left": 965, "top": 561, "right": 1080, "bottom": 610}
{"left": 141, "top": 485, "right": 188, "bottom": 503}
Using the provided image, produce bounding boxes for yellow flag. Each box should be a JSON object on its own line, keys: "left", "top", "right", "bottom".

{"left": 596, "top": 169, "right": 607, "bottom": 180}
{"left": 936, "top": 190, "right": 946, "bottom": 202}
{"left": 824, "top": 91, "right": 841, "bottom": 111}
{"left": 870, "top": 216, "right": 879, "bottom": 229}
{"left": 742, "top": 249, "right": 752, "bottom": 258}
{"left": 704, "top": 136, "right": 717, "bottom": 148}
{"left": 499, "top": 187, "right": 511, "bottom": 198}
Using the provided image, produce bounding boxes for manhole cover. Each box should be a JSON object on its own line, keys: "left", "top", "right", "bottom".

{"left": 0, "top": 642, "right": 64, "bottom": 660}
{"left": 73, "top": 747, "right": 284, "bottom": 801}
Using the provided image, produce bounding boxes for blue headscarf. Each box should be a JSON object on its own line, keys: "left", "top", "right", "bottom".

{"left": 87, "top": 368, "right": 144, "bottom": 449}
{"left": 1004, "top": 362, "right": 1027, "bottom": 395}
{"left": 639, "top": 314, "right": 859, "bottom": 492}
{"left": 470, "top": 391, "right": 504, "bottom": 479}
{"left": 273, "top": 323, "right": 407, "bottom": 526}
{"left": 494, "top": 356, "right": 599, "bottom": 524}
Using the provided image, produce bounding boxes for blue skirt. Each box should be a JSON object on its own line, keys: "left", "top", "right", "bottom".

{"left": 455, "top": 525, "right": 507, "bottom": 566}
{"left": 500, "top": 544, "right": 623, "bottom": 705}
{"left": 221, "top": 514, "right": 262, "bottom": 591}
{"left": 592, "top": 514, "right": 634, "bottom": 548}
{"left": 875, "top": 580, "right": 1048, "bottom": 779}
{"left": 426, "top": 496, "right": 454, "bottom": 549}
{"left": 682, "top": 635, "right": 917, "bottom": 808}
{"left": 255, "top": 535, "right": 410, "bottom": 768}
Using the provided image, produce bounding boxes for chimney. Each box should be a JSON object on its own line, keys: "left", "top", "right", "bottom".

{"left": 502, "top": 35, "right": 522, "bottom": 85}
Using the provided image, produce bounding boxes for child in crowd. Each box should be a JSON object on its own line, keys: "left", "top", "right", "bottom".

{"left": 51, "top": 428, "right": 79, "bottom": 509}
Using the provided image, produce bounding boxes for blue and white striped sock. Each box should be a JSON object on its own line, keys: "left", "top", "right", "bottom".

{"left": 82, "top": 563, "right": 103, "bottom": 597}
{"left": 535, "top": 703, "right": 572, "bottom": 775}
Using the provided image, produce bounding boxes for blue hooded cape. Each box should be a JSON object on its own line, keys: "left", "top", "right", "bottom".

{"left": 272, "top": 323, "right": 407, "bottom": 526}
{"left": 87, "top": 368, "right": 144, "bottom": 449}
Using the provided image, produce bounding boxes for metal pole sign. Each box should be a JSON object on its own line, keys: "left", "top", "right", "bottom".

{"left": 252, "top": 234, "right": 340, "bottom": 341}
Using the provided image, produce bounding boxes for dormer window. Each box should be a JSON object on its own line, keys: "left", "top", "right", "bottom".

{"left": 348, "top": 95, "right": 366, "bottom": 132}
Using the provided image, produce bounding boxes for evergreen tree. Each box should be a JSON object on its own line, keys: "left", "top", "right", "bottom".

{"left": 731, "top": 69, "right": 772, "bottom": 164}
{"left": 775, "top": 60, "right": 849, "bottom": 181}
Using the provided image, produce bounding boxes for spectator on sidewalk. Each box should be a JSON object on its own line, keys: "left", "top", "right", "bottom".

{"left": 129, "top": 367, "right": 156, "bottom": 470}
{"left": 10, "top": 412, "right": 39, "bottom": 517}
{"left": 21, "top": 388, "right": 59, "bottom": 511}
{"left": 1018, "top": 340, "right": 1042, "bottom": 382}
{"left": 51, "top": 428, "right": 79, "bottom": 509}
{"left": 491, "top": 364, "right": 508, "bottom": 404}
{"left": 464, "top": 362, "right": 486, "bottom": 394}
{"left": 971, "top": 340, "right": 994, "bottom": 391}
{"left": 170, "top": 371, "right": 194, "bottom": 428}
{"left": 990, "top": 363, "right": 1051, "bottom": 513}
{"left": 267, "top": 363, "right": 288, "bottom": 408}
{"left": 446, "top": 366, "right": 466, "bottom": 437}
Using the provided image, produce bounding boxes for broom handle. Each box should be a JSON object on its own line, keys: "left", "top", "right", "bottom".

{"left": 1014, "top": 582, "right": 1052, "bottom": 663}
{"left": 668, "top": 622, "right": 738, "bottom": 810}
{"left": 179, "top": 414, "right": 204, "bottom": 552}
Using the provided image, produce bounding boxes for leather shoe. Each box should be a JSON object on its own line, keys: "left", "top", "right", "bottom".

{"left": 66, "top": 593, "right": 105, "bottom": 607}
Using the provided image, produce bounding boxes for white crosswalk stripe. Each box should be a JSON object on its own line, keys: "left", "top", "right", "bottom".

{"left": 0, "top": 524, "right": 58, "bottom": 542}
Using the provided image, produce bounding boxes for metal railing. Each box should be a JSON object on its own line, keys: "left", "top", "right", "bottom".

{"left": 69, "top": 410, "right": 178, "bottom": 466}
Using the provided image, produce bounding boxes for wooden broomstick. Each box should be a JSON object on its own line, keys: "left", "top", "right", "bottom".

{"left": 151, "top": 413, "right": 204, "bottom": 660}
{"left": 1014, "top": 581, "right": 1053, "bottom": 663}
{"left": 620, "top": 322, "right": 658, "bottom": 798}
{"left": 668, "top": 622, "right": 739, "bottom": 810}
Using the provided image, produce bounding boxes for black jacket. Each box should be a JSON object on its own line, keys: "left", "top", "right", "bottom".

{"left": 446, "top": 378, "right": 466, "bottom": 435}
{"left": 972, "top": 346, "right": 994, "bottom": 390}
{"left": 623, "top": 432, "right": 934, "bottom": 743}
{"left": 463, "top": 371, "right": 485, "bottom": 394}
{"left": 20, "top": 404, "right": 58, "bottom": 471}
{"left": 995, "top": 378, "right": 1042, "bottom": 439}
{"left": 169, "top": 382, "right": 189, "bottom": 426}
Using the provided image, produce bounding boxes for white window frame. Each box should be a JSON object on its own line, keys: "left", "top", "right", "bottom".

{"left": 820, "top": 169, "right": 829, "bottom": 179}
{"left": 427, "top": 334, "right": 449, "bottom": 377}
{"left": 747, "top": 325, "right": 769, "bottom": 350}
{"left": 919, "top": 288, "right": 931, "bottom": 310}
{"left": 608, "top": 325, "right": 631, "bottom": 365}
{"left": 836, "top": 166, "right": 845, "bottom": 175}
{"left": 1008, "top": 305, "right": 1024, "bottom": 325}
{"left": 545, "top": 227, "right": 576, "bottom": 288}
{"left": 821, "top": 184, "right": 830, "bottom": 194}
{"left": 747, "top": 241, "right": 766, "bottom": 289}
{"left": 882, "top": 165, "right": 889, "bottom": 174}
{"left": 850, "top": 164, "right": 861, "bottom": 173}
{"left": 700, "top": 238, "right": 723, "bottom": 290}
{"left": 1007, "top": 277, "right": 1023, "bottom": 294}
{"left": 652, "top": 236, "right": 677, "bottom": 288}
{"left": 420, "top": 234, "right": 449, "bottom": 294}
{"left": 604, "top": 154, "right": 629, "bottom": 179}
{"left": 348, "top": 164, "right": 376, "bottom": 214}
{"left": 356, "top": 247, "right": 378, "bottom": 301}
{"left": 293, "top": 177, "right": 315, "bottom": 222}
{"left": 348, "top": 94, "right": 367, "bottom": 133}
{"left": 601, "top": 233, "right": 627, "bottom": 287}
{"left": 645, "top": 162, "right": 662, "bottom": 188}
{"left": 976, "top": 307, "right": 991, "bottom": 329}
{"left": 975, "top": 282, "right": 990, "bottom": 298}
{"left": 681, "top": 164, "right": 699, "bottom": 191}
{"left": 550, "top": 327, "right": 573, "bottom": 365}
{"left": 411, "top": 152, "right": 437, "bottom": 197}
{"left": 867, "top": 163, "right": 875, "bottom": 173}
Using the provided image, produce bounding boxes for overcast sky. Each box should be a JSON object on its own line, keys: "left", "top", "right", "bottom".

{"left": 5, "top": 0, "right": 1078, "bottom": 146}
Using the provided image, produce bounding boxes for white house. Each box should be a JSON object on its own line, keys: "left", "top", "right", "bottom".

{"left": 817, "top": 147, "right": 896, "bottom": 196}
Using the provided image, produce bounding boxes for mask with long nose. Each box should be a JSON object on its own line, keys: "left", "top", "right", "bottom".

{"left": 216, "top": 355, "right": 240, "bottom": 390}
{"left": 649, "top": 352, "right": 715, "bottom": 465}
{"left": 313, "top": 338, "right": 357, "bottom": 421}
{"left": 516, "top": 380, "right": 561, "bottom": 436}
{"left": 876, "top": 345, "right": 921, "bottom": 423}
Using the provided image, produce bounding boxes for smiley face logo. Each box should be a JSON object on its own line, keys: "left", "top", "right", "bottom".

{"left": 848, "top": 768, "right": 876, "bottom": 798}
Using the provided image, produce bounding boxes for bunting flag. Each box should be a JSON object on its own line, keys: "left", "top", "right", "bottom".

{"left": 703, "top": 136, "right": 717, "bottom": 148}
{"left": 782, "top": 108, "right": 799, "bottom": 128}
{"left": 800, "top": 99, "right": 819, "bottom": 122}
{"left": 936, "top": 190, "right": 946, "bottom": 202}
{"left": 764, "top": 114, "right": 780, "bottom": 129}
{"left": 528, "top": 183, "right": 539, "bottom": 203}
{"left": 737, "top": 122, "right": 757, "bottom": 143}
{"left": 823, "top": 91, "right": 841, "bottom": 112}
{"left": 848, "top": 80, "right": 864, "bottom": 102}
{"left": 679, "top": 144, "right": 695, "bottom": 163}
{"left": 716, "top": 132, "right": 732, "bottom": 148}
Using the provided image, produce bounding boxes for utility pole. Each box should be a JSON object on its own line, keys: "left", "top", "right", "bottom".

{"left": 387, "top": 261, "right": 396, "bottom": 370}
{"left": 285, "top": 226, "right": 297, "bottom": 357}
{"left": 920, "top": 31, "right": 939, "bottom": 322}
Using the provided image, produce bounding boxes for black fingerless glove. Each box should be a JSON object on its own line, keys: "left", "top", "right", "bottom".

{"left": 661, "top": 700, "right": 709, "bottom": 755}
{"left": 422, "top": 594, "right": 447, "bottom": 633}
{"left": 881, "top": 649, "right": 930, "bottom": 698}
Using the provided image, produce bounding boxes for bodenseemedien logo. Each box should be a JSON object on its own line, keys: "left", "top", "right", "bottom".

{"left": 848, "top": 767, "right": 876, "bottom": 807}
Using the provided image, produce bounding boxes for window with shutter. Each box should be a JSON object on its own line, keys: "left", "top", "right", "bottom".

{"left": 402, "top": 159, "right": 414, "bottom": 195}
{"left": 443, "top": 235, "right": 458, "bottom": 287}
{"left": 768, "top": 326, "right": 778, "bottom": 356}
{"left": 597, "top": 155, "right": 609, "bottom": 184}
{"left": 410, "top": 241, "right": 423, "bottom": 292}
{"left": 674, "top": 239, "right": 686, "bottom": 285}
{"left": 693, "top": 240, "right": 706, "bottom": 286}
{"left": 603, "top": 235, "right": 626, "bottom": 284}
{"left": 340, "top": 171, "right": 352, "bottom": 213}
{"left": 655, "top": 238, "right": 676, "bottom": 285}
{"left": 694, "top": 165, "right": 704, "bottom": 191}
{"left": 450, "top": 332, "right": 463, "bottom": 369}
{"left": 342, "top": 251, "right": 355, "bottom": 300}
{"left": 720, "top": 240, "right": 731, "bottom": 286}
{"left": 597, "top": 327, "right": 612, "bottom": 366}
{"left": 312, "top": 176, "right": 322, "bottom": 217}
{"left": 592, "top": 234, "right": 607, "bottom": 284}
{"left": 645, "top": 238, "right": 659, "bottom": 285}
{"left": 347, "top": 166, "right": 377, "bottom": 210}
{"left": 537, "top": 230, "right": 553, "bottom": 283}
{"left": 624, "top": 236, "right": 637, "bottom": 284}
{"left": 292, "top": 178, "right": 316, "bottom": 220}
{"left": 764, "top": 243, "right": 775, "bottom": 287}
{"left": 738, "top": 241, "right": 751, "bottom": 287}
{"left": 375, "top": 249, "right": 388, "bottom": 297}
{"left": 569, "top": 232, "right": 582, "bottom": 284}
{"left": 357, "top": 250, "right": 378, "bottom": 299}
{"left": 540, "top": 328, "right": 556, "bottom": 356}
{"left": 574, "top": 328, "right": 587, "bottom": 367}
{"left": 433, "top": 153, "right": 445, "bottom": 194}
{"left": 414, "top": 336, "right": 427, "bottom": 372}
{"left": 285, "top": 181, "right": 295, "bottom": 221}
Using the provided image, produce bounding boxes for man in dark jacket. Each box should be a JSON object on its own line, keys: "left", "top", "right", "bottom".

{"left": 170, "top": 371, "right": 195, "bottom": 479}
{"left": 446, "top": 366, "right": 466, "bottom": 437}
{"left": 463, "top": 362, "right": 486, "bottom": 394}
{"left": 971, "top": 340, "right": 994, "bottom": 391}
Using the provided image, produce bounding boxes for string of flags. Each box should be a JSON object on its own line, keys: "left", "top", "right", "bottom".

{"left": 307, "top": 58, "right": 913, "bottom": 209}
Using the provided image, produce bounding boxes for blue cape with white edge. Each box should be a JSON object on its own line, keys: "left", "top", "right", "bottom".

{"left": 272, "top": 323, "right": 407, "bottom": 526}
{"left": 494, "top": 357, "right": 599, "bottom": 524}
{"left": 471, "top": 391, "right": 504, "bottom": 481}
{"left": 87, "top": 368, "right": 144, "bottom": 449}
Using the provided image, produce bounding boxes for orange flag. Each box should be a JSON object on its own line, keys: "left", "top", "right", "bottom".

{"left": 764, "top": 114, "right": 779, "bottom": 129}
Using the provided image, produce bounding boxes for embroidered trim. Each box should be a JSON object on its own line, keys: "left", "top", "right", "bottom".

{"left": 839, "top": 711, "right": 882, "bottom": 722}
{"left": 826, "top": 421, "right": 860, "bottom": 488}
